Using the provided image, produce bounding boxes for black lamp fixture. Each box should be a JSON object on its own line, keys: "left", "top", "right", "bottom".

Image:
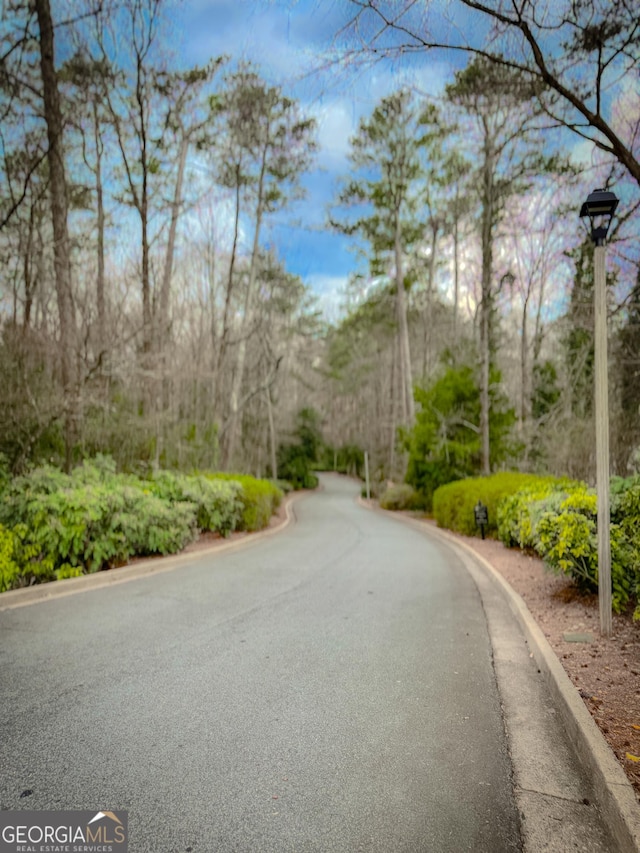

{"left": 579, "top": 188, "right": 619, "bottom": 246}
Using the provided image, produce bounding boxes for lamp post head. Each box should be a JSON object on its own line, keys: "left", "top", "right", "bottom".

{"left": 580, "top": 188, "right": 619, "bottom": 246}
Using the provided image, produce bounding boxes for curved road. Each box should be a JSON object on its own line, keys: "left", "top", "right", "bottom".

{"left": 0, "top": 475, "right": 613, "bottom": 852}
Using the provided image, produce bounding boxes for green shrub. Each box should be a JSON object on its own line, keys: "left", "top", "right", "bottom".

{"left": 113, "top": 487, "right": 197, "bottom": 556}
{"left": 496, "top": 478, "right": 580, "bottom": 548}
{"left": 433, "top": 472, "right": 551, "bottom": 537}
{"left": 379, "top": 484, "right": 423, "bottom": 511}
{"left": 0, "top": 523, "right": 20, "bottom": 592}
{"left": 0, "top": 463, "right": 203, "bottom": 588}
{"left": 614, "top": 482, "right": 640, "bottom": 619}
{"left": 276, "top": 443, "right": 319, "bottom": 490}
{"left": 532, "top": 487, "right": 631, "bottom": 613}
{"left": 205, "top": 473, "right": 282, "bottom": 532}
{"left": 150, "top": 471, "right": 243, "bottom": 536}
{"left": 0, "top": 460, "right": 282, "bottom": 592}
{"left": 406, "top": 363, "right": 517, "bottom": 509}
{"left": 0, "top": 471, "right": 199, "bottom": 585}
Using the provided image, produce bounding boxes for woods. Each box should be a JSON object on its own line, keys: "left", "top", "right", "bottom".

{"left": 1, "top": 0, "right": 322, "bottom": 477}
{"left": 1, "top": 0, "right": 639, "bottom": 502}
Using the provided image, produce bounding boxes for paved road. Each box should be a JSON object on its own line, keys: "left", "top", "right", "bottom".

{"left": 0, "top": 474, "right": 604, "bottom": 852}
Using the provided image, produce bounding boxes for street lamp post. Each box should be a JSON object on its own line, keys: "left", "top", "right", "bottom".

{"left": 579, "top": 188, "right": 619, "bottom": 638}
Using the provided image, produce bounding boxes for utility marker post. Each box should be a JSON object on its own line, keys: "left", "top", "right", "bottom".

{"left": 594, "top": 243, "right": 612, "bottom": 637}
{"left": 364, "top": 451, "right": 371, "bottom": 501}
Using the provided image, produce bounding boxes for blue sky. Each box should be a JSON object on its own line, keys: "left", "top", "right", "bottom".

{"left": 61, "top": 0, "right": 632, "bottom": 318}
{"left": 162, "top": 0, "right": 465, "bottom": 315}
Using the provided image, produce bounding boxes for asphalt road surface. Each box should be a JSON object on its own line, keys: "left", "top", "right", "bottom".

{"left": 1, "top": 474, "right": 546, "bottom": 851}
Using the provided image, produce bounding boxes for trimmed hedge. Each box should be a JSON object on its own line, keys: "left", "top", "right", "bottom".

{"left": 433, "top": 472, "right": 561, "bottom": 537}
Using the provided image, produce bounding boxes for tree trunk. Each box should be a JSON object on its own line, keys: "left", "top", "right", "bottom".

{"left": 394, "top": 210, "right": 415, "bottom": 426}
{"left": 158, "top": 133, "right": 189, "bottom": 347}
{"left": 266, "top": 386, "right": 277, "bottom": 479}
{"left": 22, "top": 204, "right": 35, "bottom": 330}
{"left": 35, "top": 0, "right": 78, "bottom": 471}
{"left": 453, "top": 198, "right": 460, "bottom": 341}
{"left": 425, "top": 219, "right": 438, "bottom": 377}
{"left": 213, "top": 173, "right": 242, "bottom": 410}
{"left": 520, "top": 294, "right": 530, "bottom": 429}
{"left": 479, "top": 132, "right": 495, "bottom": 476}
{"left": 93, "top": 99, "right": 106, "bottom": 354}
{"left": 388, "top": 334, "right": 398, "bottom": 475}
{"left": 222, "top": 140, "right": 269, "bottom": 469}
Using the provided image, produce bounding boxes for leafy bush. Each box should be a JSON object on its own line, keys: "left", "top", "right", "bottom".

{"left": 149, "top": 471, "right": 243, "bottom": 536}
{"left": 113, "top": 487, "right": 197, "bottom": 556}
{"left": 0, "top": 523, "right": 20, "bottom": 592}
{"left": 497, "top": 478, "right": 639, "bottom": 616}
{"left": 276, "top": 443, "right": 319, "bottom": 490}
{"left": 533, "top": 487, "right": 631, "bottom": 613}
{"left": 379, "top": 484, "right": 424, "bottom": 511}
{"left": 406, "top": 363, "right": 517, "bottom": 508}
{"left": 0, "top": 469, "right": 199, "bottom": 585}
{"left": 205, "top": 473, "right": 282, "bottom": 532}
{"left": 496, "top": 478, "right": 580, "bottom": 548}
{"left": 612, "top": 482, "right": 640, "bottom": 619}
{"left": 276, "top": 407, "right": 322, "bottom": 490}
{"left": 0, "top": 460, "right": 284, "bottom": 593}
{"left": 433, "top": 472, "right": 550, "bottom": 537}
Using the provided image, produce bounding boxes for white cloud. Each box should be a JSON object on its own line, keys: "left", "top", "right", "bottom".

{"left": 306, "top": 273, "right": 349, "bottom": 320}
{"left": 314, "top": 99, "right": 357, "bottom": 168}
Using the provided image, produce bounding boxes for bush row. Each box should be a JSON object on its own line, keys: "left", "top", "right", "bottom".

{"left": 0, "top": 458, "right": 283, "bottom": 592}
{"left": 203, "top": 473, "right": 283, "bottom": 532}
{"left": 497, "top": 479, "right": 640, "bottom": 616}
{"left": 431, "top": 471, "right": 640, "bottom": 617}
{"left": 432, "top": 472, "right": 568, "bottom": 537}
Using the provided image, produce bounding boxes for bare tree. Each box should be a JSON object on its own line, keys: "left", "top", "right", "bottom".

{"left": 34, "top": 0, "right": 78, "bottom": 470}
{"left": 344, "top": 0, "right": 640, "bottom": 186}
{"left": 447, "top": 57, "right": 557, "bottom": 474}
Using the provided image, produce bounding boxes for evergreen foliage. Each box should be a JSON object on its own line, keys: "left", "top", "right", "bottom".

{"left": 276, "top": 408, "right": 322, "bottom": 490}
{"left": 405, "top": 363, "right": 517, "bottom": 507}
{"left": 0, "top": 458, "right": 283, "bottom": 592}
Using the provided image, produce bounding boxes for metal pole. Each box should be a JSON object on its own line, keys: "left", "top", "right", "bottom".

{"left": 364, "top": 451, "right": 371, "bottom": 501}
{"left": 594, "top": 242, "right": 612, "bottom": 637}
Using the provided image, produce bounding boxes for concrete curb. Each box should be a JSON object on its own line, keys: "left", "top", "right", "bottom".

{"left": 360, "top": 500, "right": 640, "bottom": 853}
{"left": 0, "top": 491, "right": 301, "bottom": 612}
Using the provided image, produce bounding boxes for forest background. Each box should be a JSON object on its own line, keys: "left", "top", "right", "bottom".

{"left": 1, "top": 0, "right": 639, "bottom": 510}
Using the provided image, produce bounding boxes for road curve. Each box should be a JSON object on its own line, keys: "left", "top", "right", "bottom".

{"left": 1, "top": 474, "right": 524, "bottom": 852}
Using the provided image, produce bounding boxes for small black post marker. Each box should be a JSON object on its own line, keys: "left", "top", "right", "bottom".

{"left": 474, "top": 500, "right": 488, "bottom": 540}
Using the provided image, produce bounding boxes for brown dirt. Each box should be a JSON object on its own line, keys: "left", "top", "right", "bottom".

{"left": 418, "top": 517, "right": 640, "bottom": 802}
